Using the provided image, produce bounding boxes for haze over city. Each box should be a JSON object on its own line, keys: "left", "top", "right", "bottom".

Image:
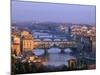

{"left": 12, "top": 1, "right": 96, "bottom": 25}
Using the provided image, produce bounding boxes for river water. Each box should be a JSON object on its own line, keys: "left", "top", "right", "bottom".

{"left": 33, "top": 48, "right": 76, "bottom": 66}
{"left": 45, "top": 53, "right": 75, "bottom": 66}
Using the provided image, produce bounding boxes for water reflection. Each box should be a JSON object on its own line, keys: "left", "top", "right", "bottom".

{"left": 48, "top": 48, "right": 61, "bottom": 53}
{"left": 33, "top": 48, "right": 76, "bottom": 66}
{"left": 45, "top": 53, "right": 75, "bottom": 66}
{"left": 33, "top": 49, "right": 44, "bottom": 56}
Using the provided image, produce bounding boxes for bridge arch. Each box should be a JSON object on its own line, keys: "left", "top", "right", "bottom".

{"left": 32, "top": 49, "right": 44, "bottom": 56}
{"left": 43, "top": 39, "right": 52, "bottom": 41}
{"left": 64, "top": 48, "right": 72, "bottom": 53}
{"left": 48, "top": 47, "right": 61, "bottom": 53}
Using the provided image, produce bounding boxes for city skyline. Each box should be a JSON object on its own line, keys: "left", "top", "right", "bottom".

{"left": 11, "top": 1, "right": 96, "bottom": 74}
{"left": 12, "top": 1, "right": 96, "bottom": 25}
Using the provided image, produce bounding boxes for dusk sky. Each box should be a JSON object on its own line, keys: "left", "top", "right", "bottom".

{"left": 11, "top": 1, "right": 96, "bottom": 25}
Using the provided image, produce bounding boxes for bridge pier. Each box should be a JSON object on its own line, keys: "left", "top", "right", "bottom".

{"left": 60, "top": 48, "right": 65, "bottom": 53}
{"left": 44, "top": 48, "right": 49, "bottom": 56}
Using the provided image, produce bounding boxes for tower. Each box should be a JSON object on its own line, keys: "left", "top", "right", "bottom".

{"left": 21, "top": 30, "right": 36, "bottom": 52}
{"left": 11, "top": 35, "right": 21, "bottom": 56}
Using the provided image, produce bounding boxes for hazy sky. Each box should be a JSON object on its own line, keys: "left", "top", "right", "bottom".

{"left": 11, "top": 1, "right": 96, "bottom": 24}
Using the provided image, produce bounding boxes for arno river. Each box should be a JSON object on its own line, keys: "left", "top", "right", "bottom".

{"left": 33, "top": 48, "right": 76, "bottom": 66}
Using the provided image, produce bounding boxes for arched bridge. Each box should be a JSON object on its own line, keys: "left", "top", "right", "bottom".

{"left": 33, "top": 38, "right": 83, "bottom": 55}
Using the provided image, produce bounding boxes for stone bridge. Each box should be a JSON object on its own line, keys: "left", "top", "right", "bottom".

{"left": 33, "top": 38, "right": 83, "bottom": 55}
